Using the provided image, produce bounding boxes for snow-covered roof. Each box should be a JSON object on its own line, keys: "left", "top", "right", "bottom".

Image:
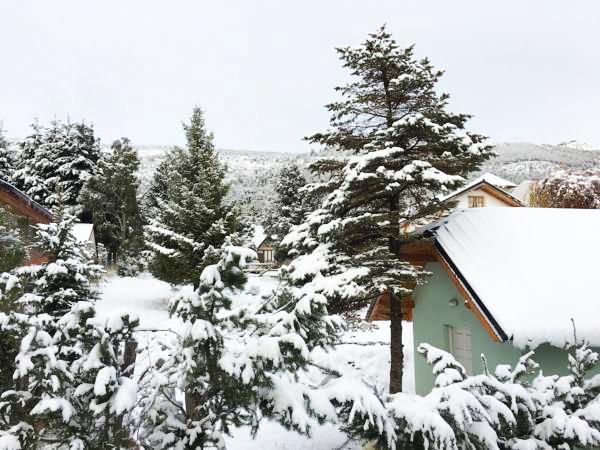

{"left": 72, "top": 223, "right": 94, "bottom": 243}
{"left": 433, "top": 208, "right": 600, "bottom": 349}
{"left": 0, "top": 178, "right": 53, "bottom": 222}
{"left": 251, "top": 225, "right": 267, "bottom": 248}
{"left": 439, "top": 172, "right": 519, "bottom": 204}
{"left": 510, "top": 180, "right": 533, "bottom": 205}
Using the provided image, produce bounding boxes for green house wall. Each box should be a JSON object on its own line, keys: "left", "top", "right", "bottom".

{"left": 412, "top": 262, "right": 600, "bottom": 396}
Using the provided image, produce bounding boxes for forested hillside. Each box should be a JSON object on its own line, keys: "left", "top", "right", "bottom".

{"left": 477, "top": 141, "right": 600, "bottom": 183}
{"left": 135, "top": 141, "right": 600, "bottom": 217}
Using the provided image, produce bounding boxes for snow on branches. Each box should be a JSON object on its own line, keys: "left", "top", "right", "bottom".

{"left": 0, "top": 209, "right": 139, "bottom": 449}
{"left": 413, "top": 342, "right": 600, "bottom": 450}
{"left": 530, "top": 168, "right": 600, "bottom": 209}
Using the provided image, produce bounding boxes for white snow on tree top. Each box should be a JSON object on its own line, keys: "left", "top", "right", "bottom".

{"left": 433, "top": 207, "right": 600, "bottom": 349}
{"left": 438, "top": 172, "right": 517, "bottom": 203}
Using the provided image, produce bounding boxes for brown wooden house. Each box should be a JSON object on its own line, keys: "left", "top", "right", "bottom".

{"left": 255, "top": 237, "right": 276, "bottom": 264}
{"left": 0, "top": 179, "right": 53, "bottom": 264}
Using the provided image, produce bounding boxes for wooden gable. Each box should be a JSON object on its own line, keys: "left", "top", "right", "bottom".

{"left": 477, "top": 183, "right": 523, "bottom": 207}
{"left": 366, "top": 237, "right": 502, "bottom": 342}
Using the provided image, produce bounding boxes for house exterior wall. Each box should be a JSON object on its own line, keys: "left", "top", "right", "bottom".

{"left": 452, "top": 188, "right": 513, "bottom": 209}
{"left": 412, "top": 262, "right": 600, "bottom": 395}
{"left": 257, "top": 243, "right": 275, "bottom": 263}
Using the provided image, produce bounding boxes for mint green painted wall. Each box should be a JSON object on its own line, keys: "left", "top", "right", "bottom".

{"left": 412, "top": 262, "right": 599, "bottom": 396}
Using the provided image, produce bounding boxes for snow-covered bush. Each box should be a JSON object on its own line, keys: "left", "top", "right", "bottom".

{"left": 408, "top": 342, "right": 600, "bottom": 450}
{"left": 54, "top": 303, "right": 140, "bottom": 448}
{"left": 116, "top": 251, "right": 145, "bottom": 277}
{"left": 530, "top": 168, "right": 600, "bottom": 209}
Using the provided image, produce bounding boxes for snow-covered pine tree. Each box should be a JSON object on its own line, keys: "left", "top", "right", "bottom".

{"left": 294, "top": 25, "right": 493, "bottom": 393}
{"left": 34, "top": 119, "right": 68, "bottom": 208}
{"left": 80, "top": 137, "right": 144, "bottom": 267}
{"left": 263, "top": 164, "right": 310, "bottom": 260}
{"left": 143, "top": 245, "right": 257, "bottom": 449}
{"left": 12, "top": 119, "right": 101, "bottom": 210}
{"left": 0, "top": 205, "right": 104, "bottom": 448}
{"left": 54, "top": 120, "right": 102, "bottom": 209}
{"left": 0, "top": 124, "right": 14, "bottom": 181}
{"left": 532, "top": 341, "right": 600, "bottom": 448}
{"left": 11, "top": 120, "right": 50, "bottom": 205}
{"left": 138, "top": 244, "right": 407, "bottom": 449}
{"left": 414, "top": 344, "right": 539, "bottom": 450}
{"left": 38, "top": 120, "right": 101, "bottom": 209}
{"left": 145, "top": 107, "right": 237, "bottom": 288}
{"left": 414, "top": 341, "right": 600, "bottom": 449}
{"left": 51, "top": 302, "right": 140, "bottom": 449}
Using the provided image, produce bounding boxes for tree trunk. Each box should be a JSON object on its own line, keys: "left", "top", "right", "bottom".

{"left": 389, "top": 292, "right": 403, "bottom": 394}
{"left": 115, "top": 339, "right": 137, "bottom": 439}
{"left": 388, "top": 184, "right": 404, "bottom": 394}
{"left": 185, "top": 391, "right": 202, "bottom": 419}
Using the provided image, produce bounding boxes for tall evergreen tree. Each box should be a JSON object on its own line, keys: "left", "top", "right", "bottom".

{"left": 0, "top": 206, "right": 105, "bottom": 447}
{"left": 80, "top": 138, "right": 143, "bottom": 266}
{"left": 12, "top": 119, "right": 101, "bottom": 210}
{"left": 12, "top": 120, "right": 49, "bottom": 205}
{"left": 263, "top": 164, "right": 309, "bottom": 259}
{"left": 0, "top": 205, "right": 140, "bottom": 448}
{"left": 39, "top": 120, "right": 102, "bottom": 209}
{"left": 0, "top": 124, "right": 14, "bottom": 181}
{"left": 287, "top": 26, "right": 493, "bottom": 393}
{"left": 145, "top": 107, "right": 237, "bottom": 288}
{"left": 140, "top": 244, "right": 399, "bottom": 449}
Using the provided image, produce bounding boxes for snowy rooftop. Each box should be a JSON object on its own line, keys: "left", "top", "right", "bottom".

{"left": 439, "top": 172, "right": 518, "bottom": 203}
{"left": 251, "top": 225, "right": 267, "bottom": 248}
{"left": 473, "top": 172, "right": 517, "bottom": 189}
{"left": 433, "top": 207, "right": 600, "bottom": 349}
{"left": 510, "top": 180, "right": 533, "bottom": 205}
{"left": 72, "top": 223, "right": 94, "bottom": 243}
{"left": 0, "top": 178, "right": 53, "bottom": 221}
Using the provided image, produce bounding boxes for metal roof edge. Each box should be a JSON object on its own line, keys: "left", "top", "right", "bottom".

{"left": 434, "top": 239, "right": 509, "bottom": 342}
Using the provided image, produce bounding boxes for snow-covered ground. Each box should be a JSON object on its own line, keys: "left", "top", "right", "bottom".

{"left": 96, "top": 273, "right": 414, "bottom": 449}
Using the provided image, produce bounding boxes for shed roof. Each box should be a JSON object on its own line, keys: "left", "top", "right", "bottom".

{"left": 433, "top": 207, "right": 600, "bottom": 349}
{"left": 72, "top": 223, "right": 94, "bottom": 243}
{"left": 251, "top": 225, "right": 267, "bottom": 248}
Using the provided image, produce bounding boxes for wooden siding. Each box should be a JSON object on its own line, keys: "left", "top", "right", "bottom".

{"left": 366, "top": 238, "right": 501, "bottom": 342}
{"left": 0, "top": 184, "right": 52, "bottom": 224}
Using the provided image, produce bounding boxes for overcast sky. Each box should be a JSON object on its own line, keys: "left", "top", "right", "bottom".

{"left": 1, "top": 1, "right": 599, "bottom": 152}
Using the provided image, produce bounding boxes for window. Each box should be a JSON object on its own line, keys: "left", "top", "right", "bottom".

{"left": 446, "top": 325, "right": 473, "bottom": 374}
{"left": 259, "top": 249, "right": 274, "bottom": 263}
{"left": 263, "top": 249, "right": 274, "bottom": 262}
{"left": 468, "top": 195, "right": 485, "bottom": 208}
